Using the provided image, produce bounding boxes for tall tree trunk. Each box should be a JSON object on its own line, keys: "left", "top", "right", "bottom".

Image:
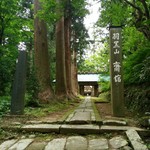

{"left": 71, "top": 50, "right": 79, "bottom": 96}
{"left": 64, "top": 17, "right": 73, "bottom": 97}
{"left": 55, "top": 16, "right": 67, "bottom": 98}
{"left": 34, "top": 0, "right": 54, "bottom": 103}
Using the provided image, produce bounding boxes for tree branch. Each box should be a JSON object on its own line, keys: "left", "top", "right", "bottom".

{"left": 124, "top": 0, "right": 143, "bottom": 22}
{"left": 124, "top": 0, "right": 142, "bottom": 13}
{"left": 140, "top": 0, "right": 150, "bottom": 19}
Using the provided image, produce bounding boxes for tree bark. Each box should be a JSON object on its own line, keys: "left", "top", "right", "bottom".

{"left": 55, "top": 16, "right": 68, "bottom": 98}
{"left": 71, "top": 50, "right": 79, "bottom": 96}
{"left": 34, "top": 0, "right": 54, "bottom": 103}
{"left": 64, "top": 17, "right": 73, "bottom": 97}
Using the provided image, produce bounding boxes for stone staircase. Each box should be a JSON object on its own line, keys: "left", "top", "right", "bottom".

{"left": 0, "top": 97, "right": 149, "bottom": 150}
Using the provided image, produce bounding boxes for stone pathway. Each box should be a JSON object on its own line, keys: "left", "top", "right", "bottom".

{"left": 0, "top": 97, "right": 149, "bottom": 150}
{"left": 65, "top": 97, "right": 96, "bottom": 124}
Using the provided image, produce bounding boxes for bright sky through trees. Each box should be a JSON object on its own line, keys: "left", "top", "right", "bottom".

{"left": 84, "top": 0, "right": 100, "bottom": 39}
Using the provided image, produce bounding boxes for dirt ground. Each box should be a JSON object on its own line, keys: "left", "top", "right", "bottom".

{"left": 0, "top": 101, "right": 138, "bottom": 127}
{"left": 95, "top": 102, "right": 139, "bottom": 126}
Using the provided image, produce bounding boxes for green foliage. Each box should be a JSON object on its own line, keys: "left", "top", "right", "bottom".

{"left": 26, "top": 68, "right": 39, "bottom": 101}
{"left": 123, "top": 32, "right": 150, "bottom": 84}
{"left": 0, "top": 0, "right": 33, "bottom": 96}
{"left": 98, "top": 0, "right": 129, "bottom": 27}
{"left": 99, "top": 81, "right": 110, "bottom": 93}
{"left": 37, "top": 0, "right": 58, "bottom": 24}
{"left": 98, "top": 91, "right": 111, "bottom": 102}
{"left": 0, "top": 96, "right": 10, "bottom": 116}
{"left": 123, "top": 27, "right": 142, "bottom": 54}
{"left": 78, "top": 44, "right": 109, "bottom": 73}
{"left": 98, "top": 73, "right": 110, "bottom": 93}
{"left": 71, "top": 0, "right": 89, "bottom": 64}
{"left": 0, "top": 46, "right": 18, "bottom": 95}
{"left": 125, "top": 85, "right": 150, "bottom": 114}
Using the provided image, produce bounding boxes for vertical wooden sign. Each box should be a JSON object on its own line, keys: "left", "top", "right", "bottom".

{"left": 110, "top": 26, "right": 124, "bottom": 117}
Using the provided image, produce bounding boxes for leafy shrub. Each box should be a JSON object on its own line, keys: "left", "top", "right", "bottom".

{"left": 25, "top": 93, "right": 39, "bottom": 107}
{"left": 123, "top": 38, "right": 150, "bottom": 85}
{"left": 26, "top": 68, "right": 39, "bottom": 101}
{"left": 0, "top": 96, "right": 10, "bottom": 116}
{"left": 99, "top": 81, "right": 110, "bottom": 93}
{"left": 125, "top": 84, "right": 150, "bottom": 114}
{"left": 99, "top": 74, "right": 110, "bottom": 93}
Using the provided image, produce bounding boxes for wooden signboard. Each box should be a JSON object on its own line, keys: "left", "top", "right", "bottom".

{"left": 110, "top": 26, "right": 124, "bottom": 117}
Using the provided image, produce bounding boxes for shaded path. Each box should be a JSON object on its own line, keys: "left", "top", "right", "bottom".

{"left": 0, "top": 97, "right": 149, "bottom": 150}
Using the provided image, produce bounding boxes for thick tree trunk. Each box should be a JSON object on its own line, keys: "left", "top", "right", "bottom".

{"left": 64, "top": 17, "right": 73, "bottom": 97}
{"left": 55, "top": 16, "right": 68, "bottom": 98}
{"left": 71, "top": 50, "right": 79, "bottom": 96}
{"left": 34, "top": 0, "right": 54, "bottom": 103}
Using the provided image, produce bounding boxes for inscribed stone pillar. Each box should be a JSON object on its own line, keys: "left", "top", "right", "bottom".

{"left": 110, "top": 26, "right": 124, "bottom": 117}
{"left": 10, "top": 50, "right": 27, "bottom": 115}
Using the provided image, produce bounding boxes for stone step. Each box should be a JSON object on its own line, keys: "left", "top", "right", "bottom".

{"left": 22, "top": 124, "right": 61, "bottom": 133}
{"left": 0, "top": 135, "right": 134, "bottom": 150}
{"left": 102, "top": 119, "right": 127, "bottom": 126}
{"left": 60, "top": 124, "right": 99, "bottom": 134}
{"left": 0, "top": 139, "right": 18, "bottom": 150}
{"left": 2, "top": 123, "right": 147, "bottom": 135}
{"left": 8, "top": 139, "right": 34, "bottom": 150}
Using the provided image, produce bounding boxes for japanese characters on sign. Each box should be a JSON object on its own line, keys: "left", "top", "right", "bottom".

{"left": 110, "top": 27, "right": 124, "bottom": 117}
{"left": 112, "top": 32, "right": 121, "bottom": 83}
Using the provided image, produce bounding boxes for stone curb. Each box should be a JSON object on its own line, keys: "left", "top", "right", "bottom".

{"left": 2, "top": 123, "right": 147, "bottom": 135}
{"left": 60, "top": 124, "right": 100, "bottom": 134}
{"left": 126, "top": 129, "right": 148, "bottom": 150}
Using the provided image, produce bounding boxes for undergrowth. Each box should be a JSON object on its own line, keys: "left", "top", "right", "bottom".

{"left": 0, "top": 96, "right": 10, "bottom": 116}
{"left": 125, "top": 83, "right": 150, "bottom": 115}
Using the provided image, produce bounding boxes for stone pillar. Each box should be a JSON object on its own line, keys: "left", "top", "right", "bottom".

{"left": 10, "top": 49, "right": 27, "bottom": 115}
{"left": 110, "top": 26, "right": 124, "bottom": 117}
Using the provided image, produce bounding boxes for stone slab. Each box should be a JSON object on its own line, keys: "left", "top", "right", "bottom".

{"left": 65, "top": 136, "right": 87, "bottom": 150}
{"left": 69, "top": 111, "right": 91, "bottom": 124}
{"left": 109, "top": 136, "right": 128, "bottom": 149}
{"left": 126, "top": 129, "right": 148, "bottom": 150}
{"left": 88, "top": 138, "right": 109, "bottom": 150}
{"left": 83, "top": 109, "right": 94, "bottom": 112}
{"left": 85, "top": 103, "right": 92, "bottom": 107}
{"left": 60, "top": 124, "right": 100, "bottom": 134}
{"left": 8, "top": 139, "right": 33, "bottom": 150}
{"left": 122, "top": 146, "right": 133, "bottom": 150}
{"left": 22, "top": 124, "right": 60, "bottom": 133}
{"left": 100, "top": 125, "right": 145, "bottom": 132}
{"left": 0, "top": 139, "right": 17, "bottom": 150}
{"left": 103, "top": 120, "right": 127, "bottom": 126}
{"left": 74, "top": 109, "right": 84, "bottom": 112}
{"left": 65, "top": 113, "right": 74, "bottom": 122}
{"left": 26, "top": 121, "right": 43, "bottom": 124}
{"left": 26, "top": 141, "right": 47, "bottom": 150}
{"left": 45, "top": 138, "right": 66, "bottom": 150}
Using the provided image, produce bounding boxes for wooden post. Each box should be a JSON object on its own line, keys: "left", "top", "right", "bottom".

{"left": 10, "top": 49, "right": 27, "bottom": 115}
{"left": 94, "top": 85, "right": 98, "bottom": 97}
{"left": 110, "top": 26, "right": 124, "bottom": 117}
{"left": 80, "top": 85, "right": 84, "bottom": 96}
